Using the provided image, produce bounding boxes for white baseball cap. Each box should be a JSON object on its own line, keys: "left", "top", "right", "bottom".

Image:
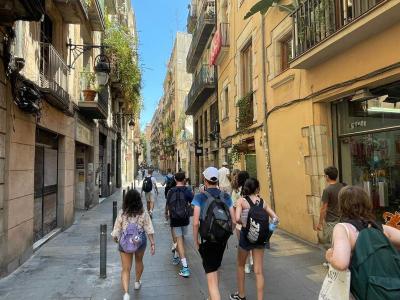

{"left": 222, "top": 162, "right": 229, "bottom": 166}
{"left": 203, "top": 167, "right": 219, "bottom": 183}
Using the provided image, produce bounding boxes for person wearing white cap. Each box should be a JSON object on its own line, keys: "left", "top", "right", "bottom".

{"left": 192, "top": 167, "right": 235, "bottom": 300}
{"left": 218, "top": 162, "right": 232, "bottom": 195}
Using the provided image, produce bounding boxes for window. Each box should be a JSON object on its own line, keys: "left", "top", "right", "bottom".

{"left": 223, "top": 86, "right": 229, "bottom": 119}
{"left": 280, "top": 34, "right": 293, "bottom": 72}
{"left": 241, "top": 42, "right": 253, "bottom": 96}
{"left": 204, "top": 110, "right": 208, "bottom": 141}
{"left": 210, "top": 102, "right": 219, "bottom": 135}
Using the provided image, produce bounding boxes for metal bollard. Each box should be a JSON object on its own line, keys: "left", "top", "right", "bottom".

{"left": 123, "top": 189, "right": 126, "bottom": 201}
{"left": 112, "top": 201, "right": 117, "bottom": 229}
{"left": 131, "top": 182, "right": 134, "bottom": 190}
{"left": 100, "top": 224, "right": 107, "bottom": 278}
{"left": 127, "top": 186, "right": 130, "bottom": 191}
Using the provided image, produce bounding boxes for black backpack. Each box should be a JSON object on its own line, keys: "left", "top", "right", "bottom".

{"left": 168, "top": 187, "right": 190, "bottom": 226}
{"left": 142, "top": 176, "right": 153, "bottom": 193}
{"left": 200, "top": 191, "right": 233, "bottom": 244}
{"left": 244, "top": 196, "right": 271, "bottom": 245}
{"left": 165, "top": 175, "right": 175, "bottom": 196}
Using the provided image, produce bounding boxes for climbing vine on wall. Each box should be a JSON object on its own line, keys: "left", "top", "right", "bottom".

{"left": 104, "top": 15, "right": 142, "bottom": 116}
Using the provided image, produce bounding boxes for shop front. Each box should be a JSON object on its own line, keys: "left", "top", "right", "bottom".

{"left": 334, "top": 82, "right": 400, "bottom": 222}
{"left": 75, "top": 119, "right": 95, "bottom": 210}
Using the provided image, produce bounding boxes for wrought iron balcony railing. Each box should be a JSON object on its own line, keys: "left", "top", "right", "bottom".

{"left": 292, "top": 0, "right": 384, "bottom": 59}
{"left": 186, "top": 0, "right": 216, "bottom": 73}
{"left": 39, "top": 43, "right": 70, "bottom": 110}
{"left": 186, "top": 65, "right": 216, "bottom": 115}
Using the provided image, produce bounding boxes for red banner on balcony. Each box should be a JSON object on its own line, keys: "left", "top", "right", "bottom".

{"left": 209, "top": 27, "right": 222, "bottom": 66}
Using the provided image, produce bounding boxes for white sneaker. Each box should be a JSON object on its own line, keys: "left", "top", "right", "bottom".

{"left": 123, "top": 293, "right": 130, "bottom": 300}
{"left": 134, "top": 280, "right": 142, "bottom": 290}
{"left": 244, "top": 264, "right": 251, "bottom": 274}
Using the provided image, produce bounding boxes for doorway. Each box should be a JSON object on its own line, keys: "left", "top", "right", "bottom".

{"left": 34, "top": 129, "right": 58, "bottom": 242}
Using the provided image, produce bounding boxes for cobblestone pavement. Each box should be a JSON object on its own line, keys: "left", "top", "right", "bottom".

{"left": 0, "top": 172, "right": 326, "bottom": 300}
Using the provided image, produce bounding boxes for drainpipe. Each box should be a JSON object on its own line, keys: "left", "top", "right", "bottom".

{"left": 260, "top": 13, "right": 276, "bottom": 210}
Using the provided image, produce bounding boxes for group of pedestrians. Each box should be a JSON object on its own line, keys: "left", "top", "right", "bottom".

{"left": 111, "top": 164, "right": 400, "bottom": 300}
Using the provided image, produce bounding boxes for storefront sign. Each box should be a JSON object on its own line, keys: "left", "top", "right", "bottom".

{"left": 349, "top": 120, "right": 367, "bottom": 129}
{"left": 76, "top": 121, "right": 93, "bottom": 146}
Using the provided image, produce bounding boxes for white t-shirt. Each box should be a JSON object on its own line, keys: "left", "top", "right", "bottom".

{"left": 218, "top": 167, "right": 231, "bottom": 188}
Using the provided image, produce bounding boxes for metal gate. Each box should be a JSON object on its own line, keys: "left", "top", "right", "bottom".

{"left": 34, "top": 129, "right": 58, "bottom": 242}
{"left": 245, "top": 154, "right": 257, "bottom": 179}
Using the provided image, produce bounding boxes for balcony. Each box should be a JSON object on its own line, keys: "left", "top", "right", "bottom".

{"left": 78, "top": 72, "right": 108, "bottom": 119}
{"left": 87, "top": 0, "right": 105, "bottom": 31}
{"left": 34, "top": 43, "right": 70, "bottom": 111}
{"left": 0, "top": 0, "right": 44, "bottom": 25}
{"left": 210, "top": 22, "right": 230, "bottom": 66}
{"left": 53, "top": 0, "right": 88, "bottom": 23}
{"left": 186, "top": 65, "right": 216, "bottom": 115}
{"left": 187, "top": 3, "right": 197, "bottom": 34}
{"left": 236, "top": 92, "right": 254, "bottom": 130}
{"left": 186, "top": 0, "right": 216, "bottom": 73}
{"left": 291, "top": 0, "right": 400, "bottom": 69}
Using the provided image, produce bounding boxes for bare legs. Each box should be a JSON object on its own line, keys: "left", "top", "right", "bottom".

{"left": 207, "top": 271, "right": 221, "bottom": 300}
{"left": 252, "top": 249, "right": 265, "bottom": 300}
{"left": 134, "top": 250, "right": 145, "bottom": 282}
{"left": 120, "top": 252, "right": 133, "bottom": 294}
{"left": 236, "top": 248, "right": 265, "bottom": 300}
{"left": 120, "top": 250, "right": 145, "bottom": 294}
{"left": 237, "top": 248, "right": 249, "bottom": 298}
{"left": 176, "top": 236, "right": 185, "bottom": 259}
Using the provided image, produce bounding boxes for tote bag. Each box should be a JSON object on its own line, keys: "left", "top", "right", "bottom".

{"left": 319, "top": 223, "right": 351, "bottom": 300}
{"left": 318, "top": 264, "right": 351, "bottom": 300}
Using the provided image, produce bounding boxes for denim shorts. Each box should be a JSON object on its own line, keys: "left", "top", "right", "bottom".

{"left": 172, "top": 226, "right": 188, "bottom": 237}
{"left": 118, "top": 233, "right": 147, "bottom": 254}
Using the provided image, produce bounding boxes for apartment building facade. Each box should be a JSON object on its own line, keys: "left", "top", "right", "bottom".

{"left": 186, "top": 0, "right": 220, "bottom": 186}
{"left": 262, "top": 0, "right": 400, "bottom": 242}
{"left": 0, "top": 0, "right": 141, "bottom": 276}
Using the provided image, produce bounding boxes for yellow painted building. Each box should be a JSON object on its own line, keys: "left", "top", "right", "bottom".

{"left": 213, "top": 0, "right": 271, "bottom": 202}
{"left": 211, "top": 0, "right": 400, "bottom": 244}
{"left": 261, "top": 0, "right": 400, "bottom": 243}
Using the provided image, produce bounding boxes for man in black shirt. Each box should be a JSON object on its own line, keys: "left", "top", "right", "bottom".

{"left": 315, "top": 166, "right": 345, "bottom": 248}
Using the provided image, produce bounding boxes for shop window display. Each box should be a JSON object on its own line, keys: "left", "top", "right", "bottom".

{"left": 336, "top": 94, "right": 400, "bottom": 222}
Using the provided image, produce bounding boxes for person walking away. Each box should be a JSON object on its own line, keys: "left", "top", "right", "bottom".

{"left": 165, "top": 172, "right": 194, "bottom": 277}
{"left": 163, "top": 168, "right": 175, "bottom": 198}
{"left": 315, "top": 166, "right": 345, "bottom": 248}
{"left": 192, "top": 167, "right": 235, "bottom": 300}
{"left": 111, "top": 189, "right": 155, "bottom": 300}
{"left": 230, "top": 178, "right": 279, "bottom": 300}
{"left": 141, "top": 169, "right": 158, "bottom": 218}
{"left": 325, "top": 186, "right": 400, "bottom": 299}
{"left": 141, "top": 167, "right": 145, "bottom": 180}
{"left": 231, "top": 171, "right": 252, "bottom": 272}
{"left": 218, "top": 162, "right": 232, "bottom": 194}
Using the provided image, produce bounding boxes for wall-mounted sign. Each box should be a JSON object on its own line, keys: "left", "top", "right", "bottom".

{"left": 76, "top": 121, "right": 93, "bottom": 146}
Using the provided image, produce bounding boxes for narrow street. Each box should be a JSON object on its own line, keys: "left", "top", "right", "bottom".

{"left": 0, "top": 173, "right": 325, "bottom": 300}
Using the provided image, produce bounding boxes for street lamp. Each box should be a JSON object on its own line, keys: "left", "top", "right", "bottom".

{"left": 128, "top": 119, "right": 135, "bottom": 130}
{"left": 94, "top": 53, "right": 111, "bottom": 86}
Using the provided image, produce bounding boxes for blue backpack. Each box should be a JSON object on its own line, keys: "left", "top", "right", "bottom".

{"left": 119, "top": 223, "right": 144, "bottom": 253}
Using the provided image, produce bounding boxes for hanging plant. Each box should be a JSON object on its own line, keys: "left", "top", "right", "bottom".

{"left": 236, "top": 91, "right": 254, "bottom": 130}
{"left": 228, "top": 145, "right": 241, "bottom": 165}
{"left": 104, "top": 15, "right": 142, "bottom": 116}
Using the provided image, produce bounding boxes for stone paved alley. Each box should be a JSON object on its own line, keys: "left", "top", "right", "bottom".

{"left": 0, "top": 173, "right": 326, "bottom": 300}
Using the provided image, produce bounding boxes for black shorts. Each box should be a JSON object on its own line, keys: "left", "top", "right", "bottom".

{"left": 199, "top": 241, "right": 227, "bottom": 274}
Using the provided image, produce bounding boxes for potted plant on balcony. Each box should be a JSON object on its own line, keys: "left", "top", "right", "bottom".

{"left": 82, "top": 70, "right": 97, "bottom": 102}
